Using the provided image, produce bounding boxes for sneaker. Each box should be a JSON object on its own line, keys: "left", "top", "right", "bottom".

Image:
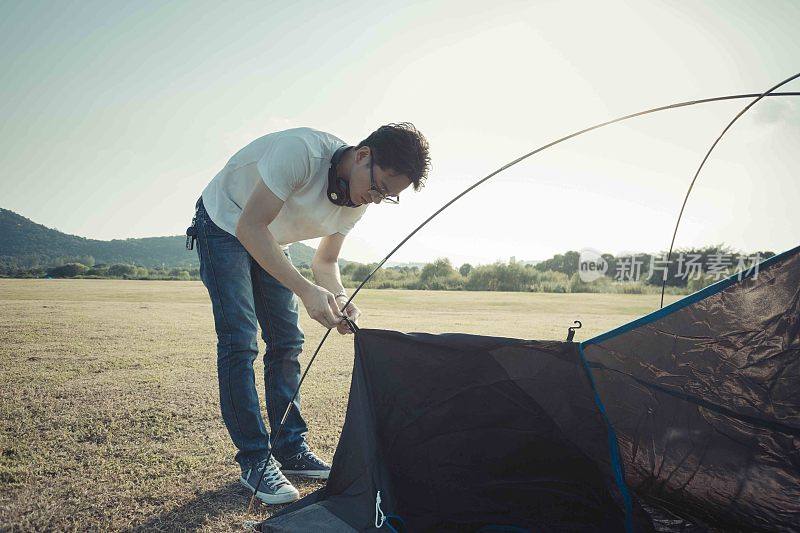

{"left": 277, "top": 449, "right": 331, "bottom": 479}
{"left": 239, "top": 456, "right": 300, "bottom": 505}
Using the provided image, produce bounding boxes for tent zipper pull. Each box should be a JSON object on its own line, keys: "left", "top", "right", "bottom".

{"left": 375, "top": 490, "right": 386, "bottom": 528}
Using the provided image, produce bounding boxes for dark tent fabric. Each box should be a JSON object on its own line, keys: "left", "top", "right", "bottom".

{"left": 260, "top": 244, "right": 799, "bottom": 533}
{"left": 263, "top": 335, "right": 651, "bottom": 532}
{"left": 581, "top": 244, "right": 800, "bottom": 531}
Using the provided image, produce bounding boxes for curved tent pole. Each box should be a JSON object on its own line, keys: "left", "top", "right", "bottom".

{"left": 659, "top": 72, "right": 800, "bottom": 307}
{"left": 346, "top": 89, "right": 799, "bottom": 311}
{"left": 248, "top": 88, "right": 800, "bottom": 510}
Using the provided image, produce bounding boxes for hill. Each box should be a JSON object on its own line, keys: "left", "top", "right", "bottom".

{"left": 0, "top": 208, "right": 326, "bottom": 270}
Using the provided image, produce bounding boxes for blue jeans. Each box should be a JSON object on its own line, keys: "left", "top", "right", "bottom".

{"left": 194, "top": 198, "right": 309, "bottom": 470}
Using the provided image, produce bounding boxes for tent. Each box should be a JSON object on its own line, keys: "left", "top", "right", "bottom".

{"left": 259, "top": 244, "right": 799, "bottom": 532}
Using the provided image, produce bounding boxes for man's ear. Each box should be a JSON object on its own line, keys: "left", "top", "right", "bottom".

{"left": 355, "top": 146, "right": 370, "bottom": 163}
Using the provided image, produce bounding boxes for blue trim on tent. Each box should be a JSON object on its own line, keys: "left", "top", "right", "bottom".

{"left": 577, "top": 345, "right": 634, "bottom": 533}
{"left": 582, "top": 244, "right": 800, "bottom": 346}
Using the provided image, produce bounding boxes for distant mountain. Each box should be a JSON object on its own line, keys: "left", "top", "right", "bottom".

{"left": 0, "top": 208, "right": 335, "bottom": 269}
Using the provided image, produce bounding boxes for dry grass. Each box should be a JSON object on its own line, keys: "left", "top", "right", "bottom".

{"left": 0, "top": 279, "right": 679, "bottom": 531}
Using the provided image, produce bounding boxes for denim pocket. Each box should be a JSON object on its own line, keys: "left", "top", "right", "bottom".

{"left": 200, "top": 210, "right": 231, "bottom": 238}
{"left": 200, "top": 216, "right": 245, "bottom": 257}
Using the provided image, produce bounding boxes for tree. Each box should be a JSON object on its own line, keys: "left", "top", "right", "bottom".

{"left": 107, "top": 264, "right": 137, "bottom": 278}
{"left": 350, "top": 263, "right": 383, "bottom": 283}
{"left": 418, "top": 258, "right": 462, "bottom": 290}
{"left": 47, "top": 263, "right": 89, "bottom": 278}
{"left": 534, "top": 251, "right": 582, "bottom": 277}
{"left": 420, "top": 258, "right": 455, "bottom": 284}
{"left": 341, "top": 262, "right": 360, "bottom": 277}
{"left": 76, "top": 255, "right": 96, "bottom": 267}
{"left": 459, "top": 263, "right": 473, "bottom": 277}
{"left": 87, "top": 264, "right": 109, "bottom": 277}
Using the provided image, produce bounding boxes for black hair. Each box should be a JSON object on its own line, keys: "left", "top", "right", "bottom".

{"left": 356, "top": 122, "right": 431, "bottom": 191}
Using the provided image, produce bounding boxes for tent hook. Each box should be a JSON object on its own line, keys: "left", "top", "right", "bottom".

{"left": 566, "top": 320, "right": 582, "bottom": 342}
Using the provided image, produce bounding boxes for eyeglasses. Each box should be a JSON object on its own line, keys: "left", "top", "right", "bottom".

{"left": 369, "top": 156, "right": 400, "bottom": 204}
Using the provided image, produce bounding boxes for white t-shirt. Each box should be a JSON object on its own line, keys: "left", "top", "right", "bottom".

{"left": 201, "top": 127, "right": 368, "bottom": 246}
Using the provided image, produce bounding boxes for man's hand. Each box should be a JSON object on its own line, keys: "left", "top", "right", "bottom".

{"left": 335, "top": 296, "right": 361, "bottom": 335}
{"left": 299, "top": 285, "right": 343, "bottom": 329}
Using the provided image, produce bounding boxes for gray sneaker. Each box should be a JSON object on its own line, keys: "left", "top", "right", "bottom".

{"left": 276, "top": 449, "right": 331, "bottom": 479}
{"left": 239, "top": 457, "right": 300, "bottom": 505}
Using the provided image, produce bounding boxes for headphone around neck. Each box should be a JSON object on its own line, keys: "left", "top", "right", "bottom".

{"left": 327, "top": 145, "right": 358, "bottom": 208}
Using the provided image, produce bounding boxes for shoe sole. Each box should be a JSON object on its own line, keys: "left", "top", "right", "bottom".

{"left": 281, "top": 469, "right": 330, "bottom": 480}
{"left": 239, "top": 477, "right": 300, "bottom": 505}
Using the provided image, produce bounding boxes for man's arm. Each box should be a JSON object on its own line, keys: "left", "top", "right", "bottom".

{"left": 236, "top": 180, "right": 343, "bottom": 329}
{"left": 313, "top": 233, "right": 361, "bottom": 334}
{"left": 312, "top": 233, "right": 347, "bottom": 296}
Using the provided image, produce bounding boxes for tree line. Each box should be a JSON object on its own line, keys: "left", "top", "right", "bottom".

{"left": 0, "top": 256, "right": 199, "bottom": 281}
{"left": 1, "top": 245, "right": 775, "bottom": 295}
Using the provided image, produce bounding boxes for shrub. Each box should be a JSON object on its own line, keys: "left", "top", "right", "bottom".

{"left": 47, "top": 263, "right": 89, "bottom": 278}
{"left": 341, "top": 262, "right": 359, "bottom": 277}
{"left": 107, "top": 264, "right": 137, "bottom": 278}
{"left": 418, "top": 258, "right": 461, "bottom": 289}
{"left": 347, "top": 263, "right": 387, "bottom": 286}
{"left": 466, "top": 262, "right": 532, "bottom": 291}
{"left": 86, "top": 265, "right": 109, "bottom": 277}
{"left": 76, "top": 255, "right": 95, "bottom": 267}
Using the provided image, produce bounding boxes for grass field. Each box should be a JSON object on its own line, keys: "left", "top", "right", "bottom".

{"left": 0, "top": 279, "right": 680, "bottom": 531}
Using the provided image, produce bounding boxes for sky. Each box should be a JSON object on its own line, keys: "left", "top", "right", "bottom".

{"left": 1, "top": 0, "right": 798, "bottom": 265}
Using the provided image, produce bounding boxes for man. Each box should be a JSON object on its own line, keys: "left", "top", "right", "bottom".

{"left": 191, "top": 123, "right": 431, "bottom": 504}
